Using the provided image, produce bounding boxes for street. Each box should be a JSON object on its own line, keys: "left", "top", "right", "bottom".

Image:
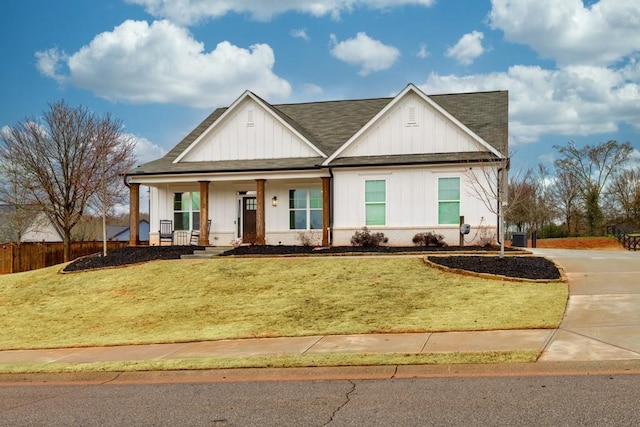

{"left": 2, "top": 373, "right": 639, "bottom": 426}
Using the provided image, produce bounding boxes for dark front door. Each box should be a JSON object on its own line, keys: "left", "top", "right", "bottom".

{"left": 242, "top": 197, "right": 257, "bottom": 244}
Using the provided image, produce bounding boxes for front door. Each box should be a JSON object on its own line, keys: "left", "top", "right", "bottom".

{"left": 242, "top": 197, "right": 257, "bottom": 244}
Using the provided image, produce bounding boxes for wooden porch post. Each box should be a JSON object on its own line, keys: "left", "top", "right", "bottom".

{"left": 129, "top": 183, "right": 140, "bottom": 246}
{"left": 256, "top": 179, "right": 266, "bottom": 245}
{"left": 199, "top": 181, "right": 210, "bottom": 246}
{"left": 322, "top": 176, "right": 331, "bottom": 247}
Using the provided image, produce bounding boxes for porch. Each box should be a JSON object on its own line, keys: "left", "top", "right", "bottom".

{"left": 127, "top": 176, "right": 332, "bottom": 247}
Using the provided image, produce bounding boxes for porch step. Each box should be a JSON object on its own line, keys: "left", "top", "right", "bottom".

{"left": 180, "top": 246, "right": 233, "bottom": 260}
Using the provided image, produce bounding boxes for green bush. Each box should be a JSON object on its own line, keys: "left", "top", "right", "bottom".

{"left": 539, "top": 223, "right": 568, "bottom": 239}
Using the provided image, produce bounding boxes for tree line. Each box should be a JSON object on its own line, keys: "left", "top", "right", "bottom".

{"left": 506, "top": 140, "right": 637, "bottom": 238}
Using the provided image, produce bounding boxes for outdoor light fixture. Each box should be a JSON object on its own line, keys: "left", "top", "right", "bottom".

{"left": 272, "top": 196, "right": 278, "bottom": 207}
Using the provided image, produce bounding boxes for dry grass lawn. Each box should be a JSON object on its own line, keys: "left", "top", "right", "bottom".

{"left": 1, "top": 351, "right": 541, "bottom": 374}
{"left": 0, "top": 257, "right": 567, "bottom": 351}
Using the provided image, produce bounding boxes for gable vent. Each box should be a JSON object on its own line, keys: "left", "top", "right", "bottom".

{"left": 247, "top": 109, "right": 254, "bottom": 127}
{"left": 407, "top": 106, "right": 417, "bottom": 126}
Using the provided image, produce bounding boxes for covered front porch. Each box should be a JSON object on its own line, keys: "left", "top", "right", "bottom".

{"left": 127, "top": 173, "right": 332, "bottom": 248}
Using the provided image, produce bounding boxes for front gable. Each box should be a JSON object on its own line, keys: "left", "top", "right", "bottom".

{"left": 326, "top": 84, "right": 503, "bottom": 164}
{"left": 176, "top": 92, "right": 325, "bottom": 163}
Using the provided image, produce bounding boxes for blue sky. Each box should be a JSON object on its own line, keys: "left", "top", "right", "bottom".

{"left": 1, "top": 0, "right": 639, "bottom": 171}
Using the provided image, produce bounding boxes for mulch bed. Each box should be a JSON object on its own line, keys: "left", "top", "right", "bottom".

{"left": 427, "top": 255, "right": 561, "bottom": 281}
{"left": 219, "top": 244, "right": 518, "bottom": 256}
{"left": 61, "top": 244, "right": 561, "bottom": 281}
{"left": 63, "top": 246, "right": 205, "bottom": 272}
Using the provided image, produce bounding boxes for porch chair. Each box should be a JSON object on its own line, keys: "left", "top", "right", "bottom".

{"left": 190, "top": 219, "right": 212, "bottom": 245}
{"left": 159, "top": 220, "right": 174, "bottom": 245}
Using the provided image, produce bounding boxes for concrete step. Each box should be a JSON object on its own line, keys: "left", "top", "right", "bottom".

{"left": 180, "top": 246, "right": 233, "bottom": 259}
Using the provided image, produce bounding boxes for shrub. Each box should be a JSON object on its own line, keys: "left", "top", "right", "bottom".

{"left": 296, "top": 231, "right": 321, "bottom": 247}
{"left": 412, "top": 231, "right": 447, "bottom": 247}
{"left": 350, "top": 227, "right": 389, "bottom": 247}
{"left": 478, "top": 226, "right": 497, "bottom": 247}
{"left": 539, "top": 223, "right": 569, "bottom": 239}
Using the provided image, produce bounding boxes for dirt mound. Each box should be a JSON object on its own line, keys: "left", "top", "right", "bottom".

{"left": 532, "top": 237, "right": 622, "bottom": 250}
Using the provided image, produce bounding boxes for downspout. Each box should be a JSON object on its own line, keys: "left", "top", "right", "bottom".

{"left": 497, "top": 166, "right": 502, "bottom": 244}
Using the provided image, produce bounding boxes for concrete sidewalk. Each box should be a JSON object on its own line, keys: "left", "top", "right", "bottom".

{"left": 0, "top": 329, "right": 554, "bottom": 366}
{"left": 1, "top": 249, "right": 638, "bottom": 371}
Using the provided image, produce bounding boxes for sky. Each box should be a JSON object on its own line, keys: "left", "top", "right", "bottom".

{"left": 1, "top": 0, "right": 639, "bottom": 172}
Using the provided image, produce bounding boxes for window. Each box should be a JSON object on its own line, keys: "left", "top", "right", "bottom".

{"left": 289, "top": 189, "right": 322, "bottom": 230}
{"left": 173, "top": 192, "right": 200, "bottom": 230}
{"left": 365, "top": 180, "right": 386, "bottom": 226}
{"left": 438, "top": 177, "right": 460, "bottom": 224}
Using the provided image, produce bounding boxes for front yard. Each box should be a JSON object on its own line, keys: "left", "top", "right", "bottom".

{"left": 0, "top": 257, "right": 567, "bottom": 351}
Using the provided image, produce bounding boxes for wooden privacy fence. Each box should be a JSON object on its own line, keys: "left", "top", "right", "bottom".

{"left": 0, "top": 241, "right": 129, "bottom": 274}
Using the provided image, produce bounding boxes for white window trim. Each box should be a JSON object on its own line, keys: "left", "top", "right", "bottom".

{"left": 173, "top": 191, "right": 200, "bottom": 231}
{"left": 363, "top": 178, "right": 387, "bottom": 227}
{"left": 289, "top": 188, "right": 322, "bottom": 230}
{"left": 437, "top": 176, "right": 461, "bottom": 225}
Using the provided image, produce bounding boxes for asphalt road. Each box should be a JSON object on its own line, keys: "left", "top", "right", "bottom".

{"left": 2, "top": 373, "right": 640, "bottom": 426}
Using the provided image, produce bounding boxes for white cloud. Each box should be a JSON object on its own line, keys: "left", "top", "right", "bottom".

{"left": 126, "top": 0, "right": 435, "bottom": 25}
{"left": 446, "top": 31, "right": 485, "bottom": 66}
{"left": 291, "top": 28, "right": 309, "bottom": 40}
{"left": 489, "top": 0, "right": 640, "bottom": 66}
{"left": 35, "top": 48, "right": 67, "bottom": 83}
{"left": 35, "top": 20, "right": 291, "bottom": 108}
{"left": 417, "top": 43, "right": 429, "bottom": 59}
{"left": 131, "top": 135, "right": 166, "bottom": 164}
{"left": 419, "top": 63, "right": 640, "bottom": 145}
{"left": 330, "top": 32, "right": 400, "bottom": 76}
{"left": 302, "top": 83, "right": 323, "bottom": 95}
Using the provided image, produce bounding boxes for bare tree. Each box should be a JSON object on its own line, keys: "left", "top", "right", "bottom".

{"left": 0, "top": 101, "right": 136, "bottom": 261}
{"left": 90, "top": 117, "right": 136, "bottom": 256}
{"left": 0, "top": 158, "right": 40, "bottom": 244}
{"left": 604, "top": 167, "right": 640, "bottom": 225}
{"left": 530, "top": 164, "right": 558, "bottom": 237}
{"left": 549, "top": 170, "right": 582, "bottom": 236}
{"left": 465, "top": 158, "right": 531, "bottom": 257}
{"left": 554, "top": 140, "right": 633, "bottom": 236}
{"left": 505, "top": 177, "right": 537, "bottom": 232}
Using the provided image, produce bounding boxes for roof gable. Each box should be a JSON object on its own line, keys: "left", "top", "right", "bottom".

{"left": 174, "top": 91, "right": 325, "bottom": 163}
{"left": 325, "top": 84, "right": 504, "bottom": 164}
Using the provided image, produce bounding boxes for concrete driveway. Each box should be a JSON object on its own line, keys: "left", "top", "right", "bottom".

{"left": 531, "top": 248, "right": 640, "bottom": 362}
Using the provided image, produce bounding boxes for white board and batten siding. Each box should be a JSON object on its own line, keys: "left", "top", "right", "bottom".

{"left": 180, "top": 98, "right": 320, "bottom": 162}
{"left": 331, "top": 165, "right": 498, "bottom": 247}
{"left": 339, "top": 93, "right": 482, "bottom": 158}
{"left": 330, "top": 92, "right": 498, "bottom": 246}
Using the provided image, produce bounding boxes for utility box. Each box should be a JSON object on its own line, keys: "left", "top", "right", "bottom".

{"left": 511, "top": 232, "right": 527, "bottom": 247}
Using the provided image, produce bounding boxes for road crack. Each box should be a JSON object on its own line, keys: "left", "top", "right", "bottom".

{"left": 324, "top": 380, "right": 356, "bottom": 426}
{"left": 100, "top": 371, "right": 123, "bottom": 385}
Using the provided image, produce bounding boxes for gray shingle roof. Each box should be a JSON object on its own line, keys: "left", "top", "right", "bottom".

{"left": 128, "top": 87, "right": 507, "bottom": 177}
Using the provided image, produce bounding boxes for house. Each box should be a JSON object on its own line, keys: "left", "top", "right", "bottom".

{"left": 0, "top": 205, "right": 63, "bottom": 243}
{"left": 21, "top": 212, "right": 64, "bottom": 242}
{"left": 126, "top": 83, "right": 508, "bottom": 247}
{"left": 104, "top": 219, "right": 150, "bottom": 242}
